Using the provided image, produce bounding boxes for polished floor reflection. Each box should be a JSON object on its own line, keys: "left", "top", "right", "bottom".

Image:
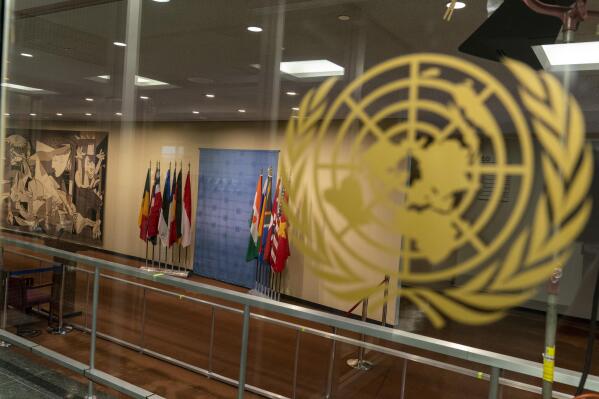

{"left": 2, "top": 245, "right": 598, "bottom": 398}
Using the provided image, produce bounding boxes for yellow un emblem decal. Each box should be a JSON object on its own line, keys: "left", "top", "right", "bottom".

{"left": 282, "top": 53, "right": 592, "bottom": 328}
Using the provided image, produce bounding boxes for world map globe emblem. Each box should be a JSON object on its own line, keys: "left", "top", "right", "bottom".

{"left": 312, "top": 54, "right": 535, "bottom": 283}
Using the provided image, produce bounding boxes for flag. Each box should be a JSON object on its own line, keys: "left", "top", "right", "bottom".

{"left": 158, "top": 167, "right": 171, "bottom": 247}
{"left": 245, "top": 174, "right": 263, "bottom": 261}
{"left": 138, "top": 167, "right": 151, "bottom": 241}
{"left": 271, "top": 185, "right": 290, "bottom": 273}
{"left": 168, "top": 164, "right": 178, "bottom": 246}
{"left": 271, "top": 213, "right": 290, "bottom": 273}
{"left": 175, "top": 167, "right": 183, "bottom": 242}
{"left": 147, "top": 165, "right": 162, "bottom": 244}
{"left": 181, "top": 169, "right": 192, "bottom": 247}
{"left": 263, "top": 178, "right": 280, "bottom": 264}
{"left": 258, "top": 174, "right": 273, "bottom": 263}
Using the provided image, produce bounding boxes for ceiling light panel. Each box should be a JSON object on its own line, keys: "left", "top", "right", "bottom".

{"left": 280, "top": 60, "right": 345, "bottom": 78}
{"left": 533, "top": 41, "right": 599, "bottom": 71}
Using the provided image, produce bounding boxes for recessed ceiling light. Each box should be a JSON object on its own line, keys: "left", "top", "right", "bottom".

{"left": 280, "top": 60, "right": 345, "bottom": 78}
{"left": 20, "top": 53, "right": 33, "bottom": 58}
{"left": 113, "top": 41, "right": 127, "bottom": 47}
{"left": 238, "top": 109, "right": 246, "bottom": 113}
{"left": 29, "top": 113, "right": 36, "bottom": 116}
{"left": 115, "top": 112, "right": 122, "bottom": 116}
{"left": 140, "top": 95, "right": 149, "bottom": 100}
{"left": 56, "top": 113, "right": 63, "bottom": 116}
{"left": 286, "top": 91, "right": 297, "bottom": 96}
{"left": 85, "top": 113, "right": 92, "bottom": 116}
{"left": 247, "top": 26, "right": 263, "bottom": 33}
{"left": 292, "top": 107, "right": 300, "bottom": 111}
{"left": 446, "top": 1, "right": 466, "bottom": 9}
{"left": 1, "top": 83, "right": 44, "bottom": 92}
{"left": 205, "top": 94, "right": 215, "bottom": 98}
{"left": 192, "top": 111, "right": 200, "bottom": 114}
{"left": 533, "top": 41, "right": 599, "bottom": 71}
{"left": 85, "top": 97, "right": 94, "bottom": 102}
{"left": 153, "top": 0, "right": 170, "bottom": 2}
{"left": 337, "top": 15, "right": 351, "bottom": 21}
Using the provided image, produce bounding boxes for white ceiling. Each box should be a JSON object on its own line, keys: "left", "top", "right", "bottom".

{"left": 4, "top": 0, "right": 599, "bottom": 128}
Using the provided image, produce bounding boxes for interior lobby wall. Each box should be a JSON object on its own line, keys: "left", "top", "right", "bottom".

{"left": 6, "top": 119, "right": 395, "bottom": 320}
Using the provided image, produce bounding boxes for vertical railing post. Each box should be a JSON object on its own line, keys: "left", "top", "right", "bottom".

{"left": 0, "top": 270, "right": 11, "bottom": 348}
{"left": 208, "top": 306, "right": 215, "bottom": 377}
{"left": 400, "top": 359, "right": 408, "bottom": 399}
{"left": 2, "top": 272, "right": 8, "bottom": 330}
{"left": 381, "top": 275, "right": 389, "bottom": 326}
{"left": 325, "top": 327, "right": 337, "bottom": 399}
{"left": 84, "top": 270, "right": 90, "bottom": 329}
{"left": 139, "top": 287, "right": 147, "bottom": 352}
{"left": 488, "top": 367, "right": 502, "bottom": 399}
{"left": 237, "top": 305, "right": 251, "bottom": 399}
{"left": 542, "top": 289, "right": 558, "bottom": 399}
{"left": 50, "top": 264, "right": 70, "bottom": 335}
{"left": 292, "top": 329, "right": 301, "bottom": 399}
{"left": 86, "top": 266, "right": 100, "bottom": 399}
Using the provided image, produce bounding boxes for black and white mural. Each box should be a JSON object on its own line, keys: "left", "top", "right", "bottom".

{"left": 2, "top": 129, "right": 108, "bottom": 244}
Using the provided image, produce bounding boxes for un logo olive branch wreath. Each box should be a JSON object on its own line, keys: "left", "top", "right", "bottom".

{"left": 281, "top": 56, "right": 592, "bottom": 328}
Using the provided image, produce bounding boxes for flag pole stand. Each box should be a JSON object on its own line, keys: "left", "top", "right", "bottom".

{"left": 141, "top": 245, "right": 188, "bottom": 277}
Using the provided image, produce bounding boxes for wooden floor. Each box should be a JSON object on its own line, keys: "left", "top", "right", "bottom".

{"left": 2, "top": 242, "right": 599, "bottom": 399}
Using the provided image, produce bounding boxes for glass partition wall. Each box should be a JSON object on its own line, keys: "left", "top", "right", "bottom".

{"left": 0, "top": 1, "right": 599, "bottom": 398}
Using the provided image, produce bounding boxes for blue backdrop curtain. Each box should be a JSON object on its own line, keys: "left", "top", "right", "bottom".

{"left": 194, "top": 148, "right": 279, "bottom": 288}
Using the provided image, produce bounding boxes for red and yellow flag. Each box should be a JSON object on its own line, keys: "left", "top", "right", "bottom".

{"left": 138, "top": 167, "right": 151, "bottom": 241}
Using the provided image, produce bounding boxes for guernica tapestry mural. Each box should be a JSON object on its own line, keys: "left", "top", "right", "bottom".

{"left": 2, "top": 129, "right": 108, "bottom": 244}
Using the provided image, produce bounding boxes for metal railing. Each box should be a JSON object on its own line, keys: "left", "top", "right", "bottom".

{"left": 1, "top": 236, "right": 599, "bottom": 399}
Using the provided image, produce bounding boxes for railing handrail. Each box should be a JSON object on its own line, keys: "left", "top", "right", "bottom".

{"left": 67, "top": 266, "right": 574, "bottom": 398}
{"left": 1, "top": 235, "right": 598, "bottom": 392}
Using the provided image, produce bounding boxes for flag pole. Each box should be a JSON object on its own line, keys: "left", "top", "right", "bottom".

{"left": 175, "top": 160, "right": 182, "bottom": 272}
{"left": 186, "top": 161, "right": 191, "bottom": 272}
{"left": 185, "top": 246, "right": 189, "bottom": 272}
{"left": 144, "top": 161, "right": 151, "bottom": 268}
{"left": 151, "top": 243, "right": 155, "bottom": 268}
{"left": 269, "top": 269, "right": 274, "bottom": 299}
{"left": 277, "top": 271, "right": 282, "bottom": 301}
{"left": 260, "top": 260, "right": 264, "bottom": 295}
{"left": 171, "top": 242, "right": 176, "bottom": 272}
{"left": 145, "top": 241, "right": 148, "bottom": 267}
{"left": 165, "top": 246, "right": 170, "bottom": 271}
{"left": 274, "top": 271, "right": 278, "bottom": 301}
{"left": 158, "top": 242, "right": 162, "bottom": 269}
{"left": 178, "top": 243, "right": 182, "bottom": 272}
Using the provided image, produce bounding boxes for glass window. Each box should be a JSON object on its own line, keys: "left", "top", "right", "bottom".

{"left": 1, "top": 1, "right": 598, "bottom": 398}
